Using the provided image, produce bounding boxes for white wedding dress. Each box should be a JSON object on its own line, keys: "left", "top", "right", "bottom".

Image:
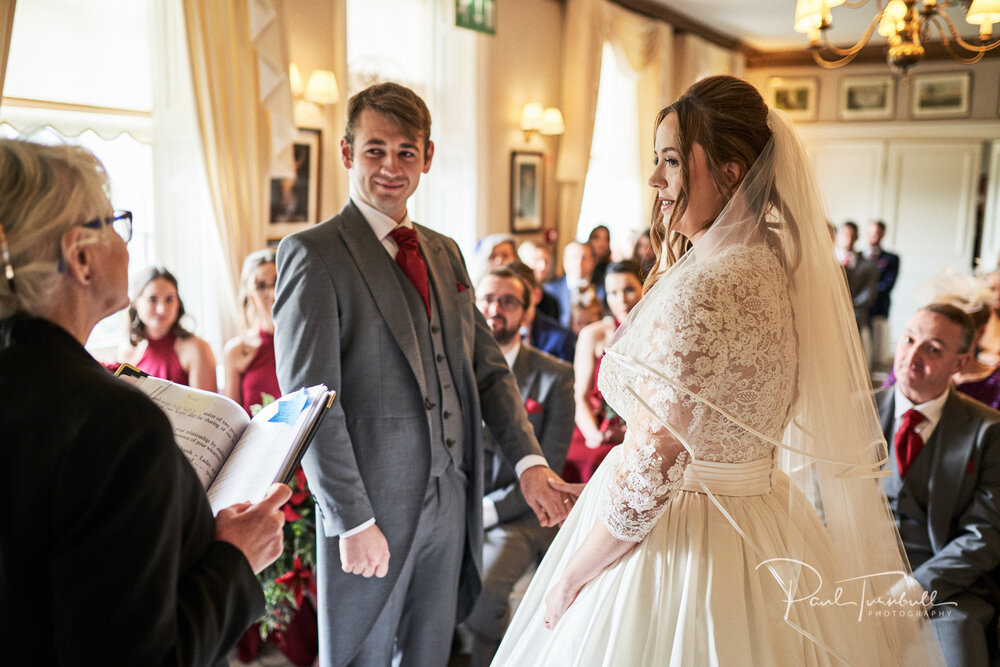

{"left": 492, "top": 244, "right": 896, "bottom": 666}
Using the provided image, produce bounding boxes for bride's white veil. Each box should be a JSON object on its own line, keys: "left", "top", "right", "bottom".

{"left": 604, "top": 80, "right": 943, "bottom": 664}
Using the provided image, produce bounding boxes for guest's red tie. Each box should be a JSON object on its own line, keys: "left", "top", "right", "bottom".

{"left": 389, "top": 226, "right": 430, "bottom": 317}
{"left": 894, "top": 409, "right": 926, "bottom": 478}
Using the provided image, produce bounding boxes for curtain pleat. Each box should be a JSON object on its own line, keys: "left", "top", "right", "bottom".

{"left": 0, "top": 0, "right": 17, "bottom": 103}
{"left": 182, "top": 0, "right": 269, "bottom": 288}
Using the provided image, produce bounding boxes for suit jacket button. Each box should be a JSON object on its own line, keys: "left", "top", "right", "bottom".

{"left": 446, "top": 439, "right": 455, "bottom": 447}
{"left": 431, "top": 325, "right": 440, "bottom": 334}
{"left": 443, "top": 410, "right": 451, "bottom": 419}
{"left": 436, "top": 354, "right": 444, "bottom": 362}
{"left": 425, "top": 397, "right": 435, "bottom": 410}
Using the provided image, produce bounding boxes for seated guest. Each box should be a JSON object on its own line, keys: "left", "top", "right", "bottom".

{"left": 544, "top": 241, "right": 604, "bottom": 329}
{"left": 876, "top": 303, "right": 1000, "bottom": 667}
{"left": 883, "top": 273, "right": 1000, "bottom": 409}
{"left": 562, "top": 261, "right": 643, "bottom": 483}
{"left": 506, "top": 261, "right": 575, "bottom": 363}
{"left": 630, "top": 228, "right": 655, "bottom": 281}
{"left": 517, "top": 239, "right": 559, "bottom": 321}
{"left": 568, "top": 286, "right": 602, "bottom": 335}
{"left": 464, "top": 265, "right": 575, "bottom": 667}
{"left": 224, "top": 249, "right": 281, "bottom": 414}
{"left": 472, "top": 233, "right": 517, "bottom": 282}
{"left": 0, "top": 138, "right": 290, "bottom": 664}
{"left": 587, "top": 224, "right": 612, "bottom": 290}
{"left": 119, "top": 265, "right": 218, "bottom": 390}
{"left": 979, "top": 270, "right": 1000, "bottom": 366}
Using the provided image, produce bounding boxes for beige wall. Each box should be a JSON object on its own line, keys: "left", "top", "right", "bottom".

{"left": 282, "top": 0, "right": 348, "bottom": 222}
{"left": 479, "top": 0, "right": 565, "bottom": 242}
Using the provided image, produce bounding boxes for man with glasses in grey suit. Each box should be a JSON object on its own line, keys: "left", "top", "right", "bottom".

{"left": 274, "top": 82, "right": 570, "bottom": 667}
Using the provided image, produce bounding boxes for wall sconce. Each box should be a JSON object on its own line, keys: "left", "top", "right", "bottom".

{"left": 290, "top": 64, "right": 340, "bottom": 115}
{"left": 521, "top": 103, "right": 564, "bottom": 141}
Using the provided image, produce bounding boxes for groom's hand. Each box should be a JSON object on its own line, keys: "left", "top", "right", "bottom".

{"left": 521, "top": 465, "right": 571, "bottom": 527}
{"left": 339, "top": 524, "right": 390, "bottom": 578}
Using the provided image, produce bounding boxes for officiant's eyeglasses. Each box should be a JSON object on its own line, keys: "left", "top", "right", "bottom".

{"left": 477, "top": 294, "right": 526, "bottom": 311}
{"left": 81, "top": 210, "right": 133, "bottom": 244}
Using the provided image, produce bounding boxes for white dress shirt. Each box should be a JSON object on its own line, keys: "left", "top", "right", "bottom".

{"left": 892, "top": 385, "right": 949, "bottom": 445}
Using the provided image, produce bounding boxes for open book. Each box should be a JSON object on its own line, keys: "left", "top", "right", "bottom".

{"left": 115, "top": 364, "right": 334, "bottom": 514}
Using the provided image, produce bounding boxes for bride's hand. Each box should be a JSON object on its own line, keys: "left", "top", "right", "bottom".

{"left": 543, "top": 578, "right": 580, "bottom": 630}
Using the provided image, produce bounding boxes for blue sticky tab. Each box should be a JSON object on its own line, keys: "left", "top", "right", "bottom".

{"left": 269, "top": 387, "right": 310, "bottom": 425}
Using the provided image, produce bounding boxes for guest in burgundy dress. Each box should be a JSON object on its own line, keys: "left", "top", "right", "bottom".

{"left": 118, "top": 265, "right": 217, "bottom": 390}
{"left": 224, "top": 249, "right": 281, "bottom": 414}
{"left": 562, "top": 261, "right": 644, "bottom": 483}
{"left": 883, "top": 275, "right": 1000, "bottom": 410}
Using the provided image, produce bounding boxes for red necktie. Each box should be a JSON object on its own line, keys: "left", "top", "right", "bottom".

{"left": 894, "top": 409, "right": 926, "bottom": 478}
{"left": 389, "top": 226, "right": 430, "bottom": 318}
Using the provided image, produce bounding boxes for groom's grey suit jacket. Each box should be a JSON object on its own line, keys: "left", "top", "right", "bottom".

{"left": 273, "top": 201, "right": 544, "bottom": 665}
{"left": 875, "top": 386, "right": 1000, "bottom": 602}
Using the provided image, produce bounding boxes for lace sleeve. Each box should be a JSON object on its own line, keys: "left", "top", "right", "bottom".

{"left": 595, "top": 246, "right": 792, "bottom": 542}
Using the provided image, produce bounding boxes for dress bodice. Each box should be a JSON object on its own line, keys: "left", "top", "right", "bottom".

{"left": 597, "top": 243, "right": 798, "bottom": 541}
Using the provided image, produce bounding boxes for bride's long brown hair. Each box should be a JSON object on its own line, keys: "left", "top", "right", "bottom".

{"left": 644, "top": 76, "right": 772, "bottom": 293}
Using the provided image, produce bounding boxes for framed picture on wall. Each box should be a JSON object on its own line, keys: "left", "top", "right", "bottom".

{"left": 767, "top": 77, "right": 818, "bottom": 121}
{"left": 911, "top": 72, "right": 971, "bottom": 119}
{"left": 839, "top": 75, "right": 895, "bottom": 120}
{"left": 268, "top": 128, "right": 321, "bottom": 239}
{"left": 510, "top": 151, "right": 544, "bottom": 233}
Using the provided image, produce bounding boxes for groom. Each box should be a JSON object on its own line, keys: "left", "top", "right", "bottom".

{"left": 273, "top": 82, "right": 569, "bottom": 667}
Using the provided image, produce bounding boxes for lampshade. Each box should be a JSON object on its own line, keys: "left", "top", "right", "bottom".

{"left": 520, "top": 103, "right": 544, "bottom": 131}
{"left": 289, "top": 63, "right": 304, "bottom": 98}
{"left": 305, "top": 69, "right": 340, "bottom": 105}
{"left": 540, "top": 107, "right": 565, "bottom": 135}
{"left": 794, "top": 0, "right": 844, "bottom": 33}
{"left": 967, "top": 0, "right": 1000, "bottom": 28}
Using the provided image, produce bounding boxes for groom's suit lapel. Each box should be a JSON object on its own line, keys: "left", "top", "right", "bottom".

{"left": 418, "top": 225, "right": 466, "bottom": 376}
{"left": 339, "top": 205, "right": 428, "bottom": 399}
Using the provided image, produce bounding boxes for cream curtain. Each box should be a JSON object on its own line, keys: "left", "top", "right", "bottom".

{"left": 0, "top": 0, "right": 16, "bottom": 102}
{"left": 555, "top": 0, "right": 675, "bottom": 252}
{"left": 603, "top": 2, "right": 674, "bottom": 228}
{"left": 182, "top": 0, "right": 270, "bottom": 288}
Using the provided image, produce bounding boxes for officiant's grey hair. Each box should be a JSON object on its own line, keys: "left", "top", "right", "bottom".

{"left": 0, "top": 139, "right": 111, "bottom": 319}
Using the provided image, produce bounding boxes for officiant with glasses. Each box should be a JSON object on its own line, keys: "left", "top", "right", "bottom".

{"left": 0, "top": 138, "right": 290, "bottom": 665}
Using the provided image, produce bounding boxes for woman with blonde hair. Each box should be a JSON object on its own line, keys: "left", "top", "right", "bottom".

{"left": 494, "top": 75, "right": 942, "bottom": 665}
{"left": 0, "top": 138, "right": 289, "bottom": 663}
{"left": 224, "top": 248, "right": 281, "bottom": 414}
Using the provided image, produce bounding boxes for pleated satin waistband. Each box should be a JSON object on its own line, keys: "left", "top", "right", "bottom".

{"left": 680, "top": 457, "right": 773, "bottom": 496}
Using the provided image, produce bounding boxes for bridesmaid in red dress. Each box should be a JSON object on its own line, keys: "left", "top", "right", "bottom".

{"left": 224, "top": 249, "right": 281, "bottom": 414}
{"left": 562, "top": 260, "right": 644, "bottom": 483}
{"left": 118, "top": 266, "right": 217, "bottom": 390}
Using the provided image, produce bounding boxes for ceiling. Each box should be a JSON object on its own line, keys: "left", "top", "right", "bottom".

{"left": 653, "top": 0, "right": 983, "bottom": 52}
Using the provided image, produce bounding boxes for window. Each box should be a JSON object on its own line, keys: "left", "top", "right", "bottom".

{"left": 577, "top": 43, "right": 646, "bottom": 258}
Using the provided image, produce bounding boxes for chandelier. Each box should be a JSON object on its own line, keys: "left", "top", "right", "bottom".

{"left": 793, "top": 0, "right": 1000, "bottom": 72}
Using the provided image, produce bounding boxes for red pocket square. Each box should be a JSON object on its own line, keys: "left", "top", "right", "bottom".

{"left": 525, "top": 398, "right": 543, "bottom": 414}
{"left": 967, "top": 460, "right": 975, "bottom": 474}
{"left": 457, "top": 281, "right": 468, "bottom": 292}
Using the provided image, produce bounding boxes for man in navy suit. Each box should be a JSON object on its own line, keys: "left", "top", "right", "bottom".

{"left": 543, "top": 241, "right": 605, "bottom": 329}
{"left": 865, "top": 220, "right": 900, "bottom": 370}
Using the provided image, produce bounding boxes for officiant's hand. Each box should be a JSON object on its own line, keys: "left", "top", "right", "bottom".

{"left": 215, "top": 483, "right": 292, "bottom": 574}
{"left": 340, "top": 524, "right": 390, "bottom": 578}
{"left": 521, "top": 465, "right": 571, "bottom": 527}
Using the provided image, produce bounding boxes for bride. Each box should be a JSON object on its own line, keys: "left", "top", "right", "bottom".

{"left": 492, "top": 76, "right": 943, "bottom": 665}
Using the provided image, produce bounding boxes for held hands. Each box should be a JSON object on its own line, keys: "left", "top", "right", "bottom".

{"left": 548, "top": 478, "right": 586, "bottom": 500}
{"left": 339, "top": 524, "right": 390, "bottom": 578}
{"left": 215, "top": 483, "right": 292, "bottom": 574}
{"left": 521, "top": 465, "right": 573, "bottom": 527}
